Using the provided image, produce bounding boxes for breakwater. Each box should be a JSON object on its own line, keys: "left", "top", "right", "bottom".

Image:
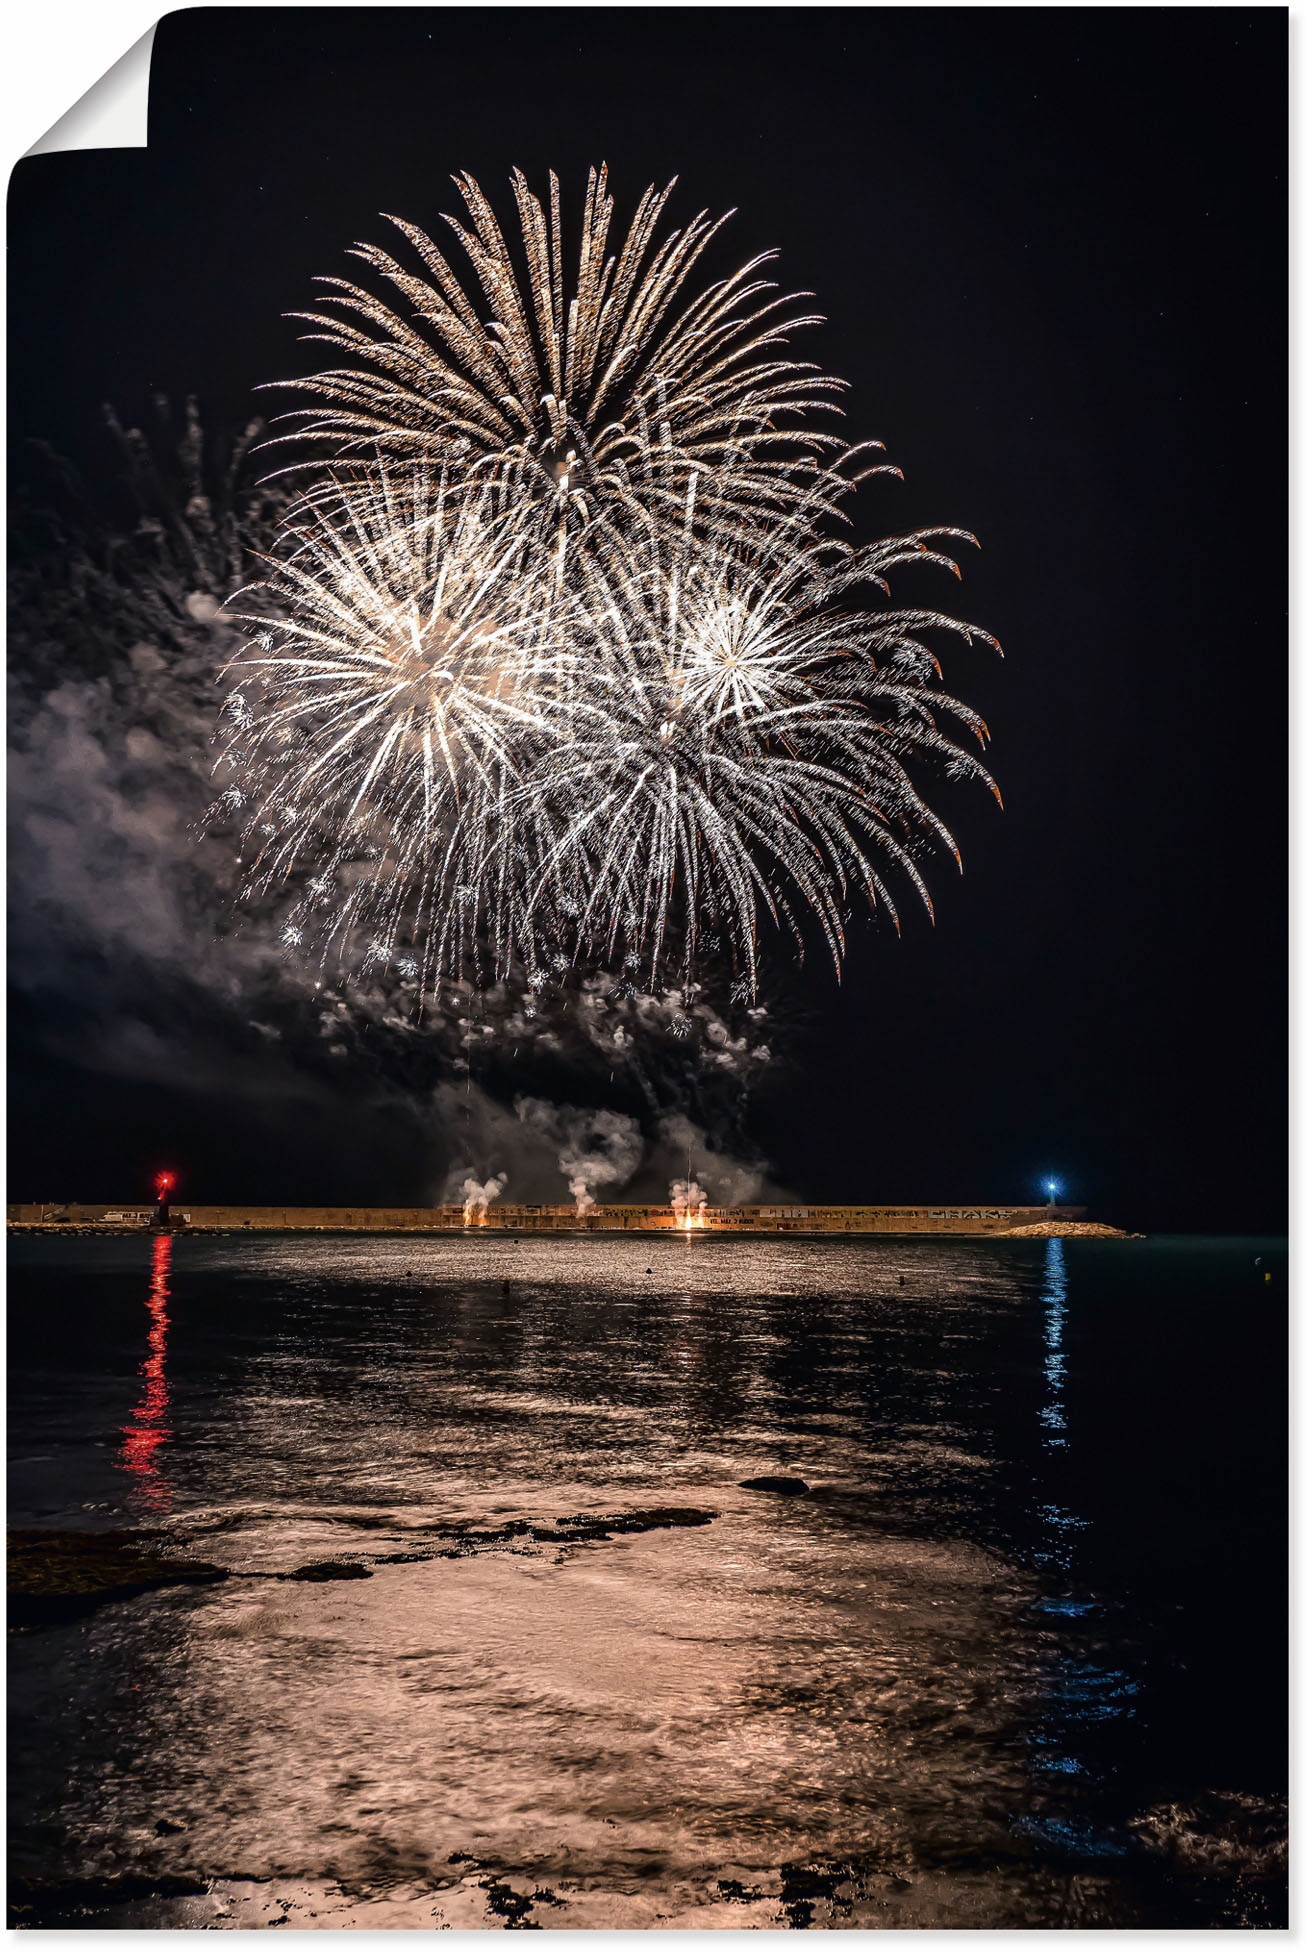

{"left": 6, "top": 1201, "right": 1084, "bottom": 1235}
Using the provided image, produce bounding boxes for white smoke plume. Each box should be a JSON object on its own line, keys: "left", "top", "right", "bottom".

{"left": 459, "top": 1171, "right": 507, "bottom": 1224}
{"left": 427, "top": 1085, "right": 788, "bottom": 1216}
{"left": 670, "top": 1178, "right": 709, "bottom": 1223}
{"left": 514, "top": 1098, "right": 644, "bottom": 1212}
{"left": 654, "top": 1112, "right": 766, "bottom": 1207}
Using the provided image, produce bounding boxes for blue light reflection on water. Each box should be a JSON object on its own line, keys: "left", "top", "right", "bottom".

{"left": 1026, "top": 1235, "right": 1137, "bottom": 1801}
{"left": 1038, "top": 1234, "right": 1069, "bottom": 1447}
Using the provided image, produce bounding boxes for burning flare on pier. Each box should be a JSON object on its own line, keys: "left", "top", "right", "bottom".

{"left": 461, "top": 1172, "right": 507, "bottom": 1225}
{"left": 671, "top": 1178, "right": 709, "bottom": 1229}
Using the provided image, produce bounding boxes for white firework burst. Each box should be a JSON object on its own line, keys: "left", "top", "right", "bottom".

{"left": 268, "top": 166, "right": 877, "bottom": 562}
{"left": 217, "top": 169, "right": 1001, "bottom": 1002}
{"left": 522, "top": 523, "right": 1001, "bottom": 989}
{"left": 214, "top": 465, "right": 575, "bottom": 983}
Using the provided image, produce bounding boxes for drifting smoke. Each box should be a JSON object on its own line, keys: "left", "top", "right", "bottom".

{"left": 428, "top": 1081, "right": 781, "bottom": 1214}
{"left": 459, "top": 1171, "right": 507, "bottom": 1224}
{"left": 7, "top": 403, "right": 314, "bottom": 1090}
{"left": 654, "top": 1111, "right": 766, "bottom": 1208}
{"left": 670, "top": 1179, "right": 708, "bottom": 1224}
{"left": 514, "top": 1098, "right": 644, "bottom": 1213}
{"left": 8, "top": 407, "right": 777, "bottom": 1147}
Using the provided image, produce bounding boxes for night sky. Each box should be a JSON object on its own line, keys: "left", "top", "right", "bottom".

{"left": 7, "top": 7, "right": 1285, "bottom": 1230}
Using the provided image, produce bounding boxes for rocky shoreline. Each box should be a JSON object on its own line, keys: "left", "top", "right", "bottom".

{"left": 1000, "top": 1221, "right": 1140, "bottom": 1239}
{"left": 8, "top": 1506, "right": 719, "bottom": 1628}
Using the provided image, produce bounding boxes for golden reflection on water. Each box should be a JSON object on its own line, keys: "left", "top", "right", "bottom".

{"left": 76, "top": 1239, "right": 1045, "bottom": 1923}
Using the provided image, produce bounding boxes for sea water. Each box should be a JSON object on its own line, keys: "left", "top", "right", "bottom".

{"left": 7, "top": 1232, "right": 1286, "bottom": 1928}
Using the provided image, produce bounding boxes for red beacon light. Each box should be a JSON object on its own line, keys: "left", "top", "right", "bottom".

{"left": 150, "top": 1171, "right": 180, "bottom": 1233}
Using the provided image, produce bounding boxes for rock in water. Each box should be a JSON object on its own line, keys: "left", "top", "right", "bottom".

{"left": 281, "top": 1561, "right": 374, "bottom": 1582}
{"left": 738, "top": 1475, "right": 810, "bottom": 1497}
{"left": 8, "top": 1530, "right": 228, "bottom": 1625}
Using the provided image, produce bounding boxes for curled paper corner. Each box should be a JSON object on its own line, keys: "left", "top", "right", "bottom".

{"left": 24, "top": 23, "right": 157, "bottom": 157}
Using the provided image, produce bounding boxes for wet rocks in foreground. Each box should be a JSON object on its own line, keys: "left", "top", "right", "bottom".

{"left": 279, "top": 1561, "right": 374, "bottom": 1582}
{"left": 549, "top": 1505, "right": 716, "bottom": 1539}
{"left": 397, "top": 1505, "right": 718, "bottom": 1560}
{"left": 446, "top": 1854, "right": 568, "bottom": 1930}
{"left": 7, "top": 1873, "right": 211, "bottom": 1930}
{"left": 8, "top": 1506, "right": 715, "bottom": 1624}
{"left": 8, "top": 1530, "right": 228, "bottom": 1626}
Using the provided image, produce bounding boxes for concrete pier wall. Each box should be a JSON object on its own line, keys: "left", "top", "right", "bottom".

{"left": 7, "top": 1202, "right": 1084, "bottom": 1235}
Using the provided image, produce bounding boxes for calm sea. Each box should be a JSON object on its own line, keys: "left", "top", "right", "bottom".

{"left": 7, "top": 1232, "right": 1287, "bottom": 1928}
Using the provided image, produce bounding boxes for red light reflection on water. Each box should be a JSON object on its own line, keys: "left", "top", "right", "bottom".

{"left": 119, "top": 1233, "right": 173, "bottom": 1511}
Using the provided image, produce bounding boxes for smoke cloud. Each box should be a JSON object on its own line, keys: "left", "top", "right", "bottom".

{"left": 513, "top": 1098, "right": 644, "bottom": 1212}
{"left": 9, "top": 406, "right": 788, "bottom": 1201}
{"left": 457, "top": 1171, "right": 508, "bottom": 1223}
{"left": 424, "top": 1082, "right": 781, "bottom": 1213}
{"left": 669, "top": 1179, "right": 708, "bottom": 1223}
{"left": 651, "top": 1111, "right": 767, "bottom": 1208}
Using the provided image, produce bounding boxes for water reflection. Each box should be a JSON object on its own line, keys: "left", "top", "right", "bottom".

{"left": 118, "top": 1233, "right": 172, "bottom": 1512}
{"left": 7, "top": 1234, "right": 1285, "bottom": 1928}
{"left": 1028, "top": 1237, "right": 1138, "bottom": 1808}
{"left": 1039, "top": 1235, "right": 1068, "bottom": 1448}
{"left": 1034, "top": 1236, "right": 1081, "bottom": 1576}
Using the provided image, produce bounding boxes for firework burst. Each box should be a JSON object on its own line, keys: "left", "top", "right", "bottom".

{"left": 218, "top": 169, "right": 1000, "bottom": 1003}
{"left": 216, "top": 464, "right": 577, "bottom": 982}
{"left": 522, "top": 521, "right": 999, "bottom": 988}
{"left": 269, "top": 165, "right": 875, "bottom": 562}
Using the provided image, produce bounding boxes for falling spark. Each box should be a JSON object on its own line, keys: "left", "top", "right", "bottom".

{"left": 214, "top": 464, "right": 578, "bottom": 986}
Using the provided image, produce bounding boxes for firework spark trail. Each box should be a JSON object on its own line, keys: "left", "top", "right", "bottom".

{"left": 215, "top": 169, "right": 1000, "bottom": 1004}
{"left": 267, "top": 165, "right": 871, "bottom": 559}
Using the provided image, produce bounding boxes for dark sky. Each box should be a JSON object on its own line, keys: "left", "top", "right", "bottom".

{"left": 8, "top": 7, "right": 1286, "bottom": 1229}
